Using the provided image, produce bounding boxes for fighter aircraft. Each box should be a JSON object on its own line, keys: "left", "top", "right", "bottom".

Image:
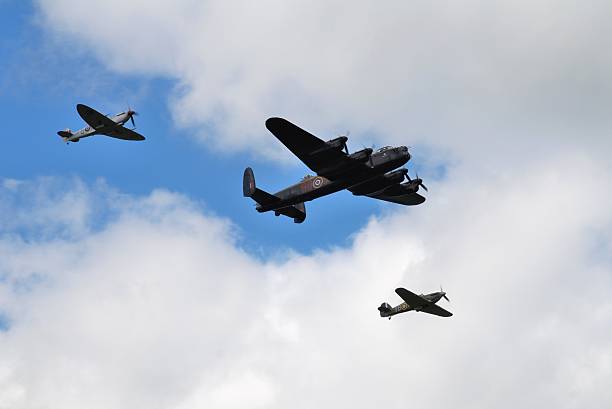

{"left": 57, "top": 104, "right": 145, "bottom": 143}
{"left": 378, "top": 287, "right": 452, "bottom": 319}
{"left": 243, "top": 117, "right": 427, "bottom": 223}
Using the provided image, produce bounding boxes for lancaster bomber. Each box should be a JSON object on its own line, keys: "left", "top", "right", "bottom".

{"left": 379, "top": 287, "right": 452, "bottom": 319}
{"left": 57, "top": 104, "right": 145, "bottom": 143}
{"left": 243, "top": 117, "right": 427, "bottom": 223}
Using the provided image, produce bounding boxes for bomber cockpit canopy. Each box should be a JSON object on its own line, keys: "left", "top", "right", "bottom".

{"left": 376, "top": 146, "right": 393, "bottom": 153}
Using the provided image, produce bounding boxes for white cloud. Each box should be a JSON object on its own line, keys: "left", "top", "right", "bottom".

{"left": 0, "top": 155, "right": 610, "bottom": 408}
{"left": 35, "top": 0, "right": 612, "bottom": 162}
{"left": 3, "top": 2, "right": 611, "bottom": 407}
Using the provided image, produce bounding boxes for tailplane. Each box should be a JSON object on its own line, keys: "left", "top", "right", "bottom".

{"left": 243, "top": 167, "right": 306, "bottom": 223}
{"left": 57, "top": 129, "right": 72, "bottom": 139}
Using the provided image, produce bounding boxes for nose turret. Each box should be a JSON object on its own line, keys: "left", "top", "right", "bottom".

{"left": 399, "top": 146, "right": 411, "bottom": 161}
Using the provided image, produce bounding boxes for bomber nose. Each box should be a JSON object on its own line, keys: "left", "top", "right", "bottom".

{"left": 400, "top": 146, "right": 410, "bottom": 160}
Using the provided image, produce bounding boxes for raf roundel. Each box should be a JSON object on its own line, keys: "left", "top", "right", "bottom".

{"left": 312, "top": 177, "right": 323, "bottom": 189}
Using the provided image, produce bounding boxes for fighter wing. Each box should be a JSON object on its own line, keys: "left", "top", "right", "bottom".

{"left": 395, "top": 288, "right": 452, "bottom": 317}
{"left": 100, "top": 125, "right": 145, "bottom": 141}
{"left": 77, "top": 104, "right": 117, "bottom": 130}
{"left": 420, "top": 303, "right": 453, "bottom": 317}
{"left": 76, "top": 104, "right": 144, "bottom": 141}
{"left": 265, "top": 117, "right": 373, "bottom": 180}
{"left": 395, "top": 288, "right": 429, "bottom": 307}
{"left": 367, "top": 191, "right": 426, "bottom": 206}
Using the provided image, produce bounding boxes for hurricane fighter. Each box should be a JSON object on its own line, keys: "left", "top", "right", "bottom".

{"left": 57, "top": 104, "right": 145, "bottom": 143}
{"left": 243, "top": 117, "right": 427, "bottom": 223}
{"left": 378, "top": 287, "right": 452, "bottom": 319}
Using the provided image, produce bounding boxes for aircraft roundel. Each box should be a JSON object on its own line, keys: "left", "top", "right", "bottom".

{"left": 312, "top": 177, "right": 323, "bottom": 189}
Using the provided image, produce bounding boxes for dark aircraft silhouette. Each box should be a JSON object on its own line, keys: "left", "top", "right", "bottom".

{"left": 379, "top": 287, "right": 452, "bottom": 319}
{"left": 243, "top": 117, "right": 427, "bottom": 223}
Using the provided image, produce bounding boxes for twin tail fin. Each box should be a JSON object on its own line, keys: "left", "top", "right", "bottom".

{"left": 243, "top": 167, "right": 306, "bottom": 223}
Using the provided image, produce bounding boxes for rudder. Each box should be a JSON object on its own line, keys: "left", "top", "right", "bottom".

{"left": 243, "top": 167, "right": 256, "bottom": 197}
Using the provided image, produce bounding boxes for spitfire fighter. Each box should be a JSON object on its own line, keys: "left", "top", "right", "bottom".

{"left": 243, "top": 117, "right": 427, "bottom": 223}
{"left": 379, "top": 287, "right": 452, "bottom": 319}
{"left": 57, "top": 104, "right": 145, "bottom": 143}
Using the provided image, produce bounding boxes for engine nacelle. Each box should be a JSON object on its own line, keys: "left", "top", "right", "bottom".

{"left": 326, "top": 136, "right": 348, "bottom": 150}
{"left": 399, "top": 180, "right": 419, "bottom": 194}
{"left": 312, "top": 136, "right": 349, "bottom": 155}
{"left": 383, "top": 168, "right": 408, "bottom": 185}
{"left": 348, "top": 148, "right": 373, "bottom": 162}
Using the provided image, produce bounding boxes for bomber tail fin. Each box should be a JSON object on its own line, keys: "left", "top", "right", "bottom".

{"left": 243, "top": 167, "right": 257, "bottom": 197}
{"left": 243, "top": 167, "right": 306, "bottom": 223}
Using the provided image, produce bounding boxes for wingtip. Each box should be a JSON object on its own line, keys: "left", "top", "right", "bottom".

{"left": 265, "top": 117, "right": 284, "bottom": 130}
{"left": 76, "top": 103, "right": 91, "bottom": 115}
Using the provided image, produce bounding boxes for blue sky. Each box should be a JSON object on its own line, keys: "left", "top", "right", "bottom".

{"left": 0, "top": 0, "right": 435, "bottom": 256}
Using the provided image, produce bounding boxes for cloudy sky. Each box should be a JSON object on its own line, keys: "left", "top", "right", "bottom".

{"left": 1, "top": 1, "right": 611, "bottom": 408}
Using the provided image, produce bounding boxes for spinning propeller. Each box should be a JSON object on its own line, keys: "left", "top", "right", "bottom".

{"left": 127, "top": 106, "right": 139, "bottom": 128}
{"left": 406, "top": 170, "right": 428, "bottom": 192}
{"left": 440, "top": 286, "right": 450, "bottom": 302}
{"left": 339, "top": 131, "right": 350, "bottom": 154}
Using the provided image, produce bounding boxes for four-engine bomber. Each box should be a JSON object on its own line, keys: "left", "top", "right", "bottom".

{"left": 243, "top": 117, "right": 427, "bottom": 223}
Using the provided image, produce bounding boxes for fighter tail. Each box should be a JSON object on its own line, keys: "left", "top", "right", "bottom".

{"left": 57, "top": 129, "right": 73, "bottom": 139}
{"left": 378, "top": 302, "right": 392, "bottom": 317}
{"left": 243, "top": 167, "right": 306, "bottom": 223}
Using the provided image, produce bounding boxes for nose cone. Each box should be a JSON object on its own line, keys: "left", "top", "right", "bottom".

{"left": 400, "top": 146, "right": 411, "bottom": 161}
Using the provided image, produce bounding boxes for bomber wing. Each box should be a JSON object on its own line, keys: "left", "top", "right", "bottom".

{"left": 265, "top": 117, "right": 374, "bottom": 180}
{"left": 350, "top": 175, "right": 426, "bottom": 206}
{"left": 367, "top": 191, "right": 426, "bottom": 206}
{"left": 76, "top": 104, "right": 145, "bottom": 141}
{"left": 395, "top": 288, "right": 452, "bottom": 317}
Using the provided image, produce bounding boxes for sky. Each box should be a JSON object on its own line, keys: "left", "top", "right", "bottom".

{"left": 1, "top": 1, "right": 611, "bottom": 408}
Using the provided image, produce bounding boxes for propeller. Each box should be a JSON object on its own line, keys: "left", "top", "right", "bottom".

{"left": 127, "top": 105, "right": 138, "bottom": 128}
{"left": 440, "top": 286, "right": 450, "bottom": 302}
{"left": 404, "top": 169, "right": 428, "bottom": 192}
{"left": 339, "top": 131, "right": 350, "bottom": 154}
{"left": 414, "top": 171, "right": 428, "bottom": 192}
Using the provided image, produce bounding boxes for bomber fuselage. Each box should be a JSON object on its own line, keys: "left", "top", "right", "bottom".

{"left": 256, "top": 146, "right": 410, "bottom": 213}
